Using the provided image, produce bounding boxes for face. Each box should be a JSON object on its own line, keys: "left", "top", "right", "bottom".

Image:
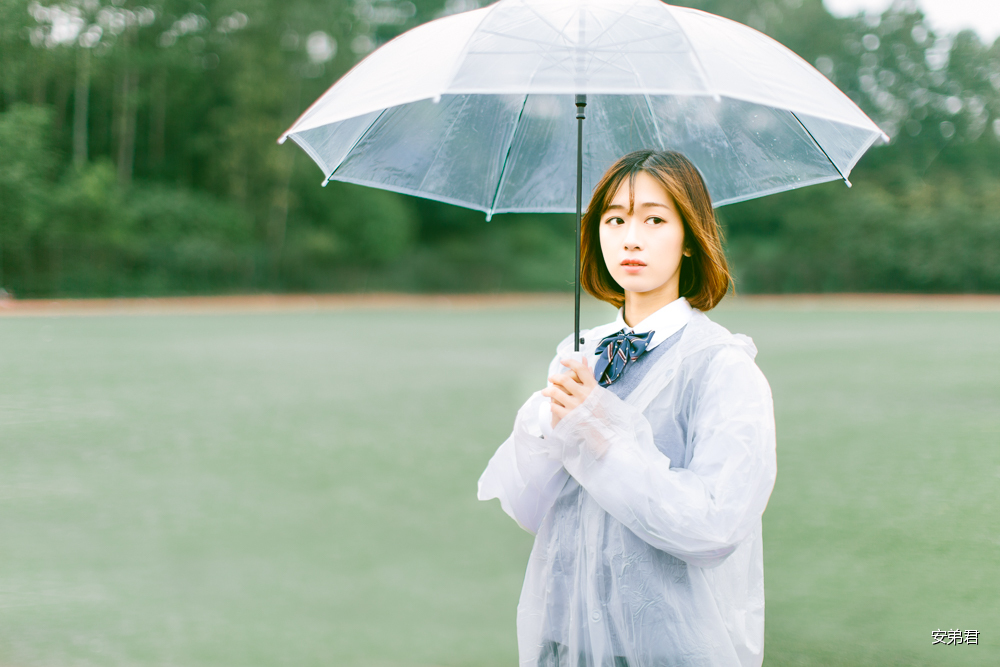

{"left": 599, "top": 170, "right": 687, "bottom": 304}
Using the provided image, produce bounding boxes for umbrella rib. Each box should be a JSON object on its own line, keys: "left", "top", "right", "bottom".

{"left": 534, "top": 53, "right": 635, "bottom": 81}
{"left": 487, "top": 93, "right": 530, "bottom": 221}
{"left": 445, "top": 2, "right": 582, "bottom": 74}
{"left": 585, "top": 1, "right": 631, "bottom": 44}
{"left": 682, "top": 44, "right": 716, "bottom": 100}
{"left": 640, "top": 92, "right": 665, "bottom": 150}
{"left": 790, "top": 111, "right": 851, "bottom": 186}
{"left": 440, "top": 2, "right": 504, "bottom": 92}
{"left": 474, "top": 30, "right": 572, "bottom": 47}
{"left": 616, "top": 49, "right": 665, "bottom": 149}
{"left": 586, "top": 33, "right": 692, "bottom": 54}
{"left": 521, "top": 3, "right": 580, "bottom": 48}
{"left": 662, "top": 7, "right": 717, "bottom": 98}
{"left": 703, "top": 101, "right": 758, "bottom": 194}
{"left": 326, "top": 108, "right": 389, "bottom": 183}
{"left": 471, "top": 29, "right": 675, "bottom": 53}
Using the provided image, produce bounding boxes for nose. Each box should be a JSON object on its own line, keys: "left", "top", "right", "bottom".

{"left": 623, "top": 219, "right": 643, "bottom": 250}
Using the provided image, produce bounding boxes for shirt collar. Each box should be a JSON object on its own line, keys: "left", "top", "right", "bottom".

{"left": 612, "top": 297, "right": 693, "bottom": 351}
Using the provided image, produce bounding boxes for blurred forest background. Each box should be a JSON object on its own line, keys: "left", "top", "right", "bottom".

{"left": 1, "top": 0, "right": 998, "bottom": 298}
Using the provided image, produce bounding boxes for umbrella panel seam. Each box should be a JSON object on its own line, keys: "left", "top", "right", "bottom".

{"left": 328, "top": 108, "right": 389, "bottom": 183}
{"left": 288, "top": 134, "right": 332, "bottom": 180}
{"left": 439, "top": 2, "right": 505, "bottom": 94}
{"left": 488, "top": 93, "right": 531, "bottom": 221}
{"left": 640, "top": 92, "right": 665, "bottom": 152}
{"left": 661, "top": 5, "right": 717, "bottom": 99}
{"left": 790, "top": 111, "right": 851, "bottom": 184}
{"left": 843, "top": 131, "right": 884, "bottom": 175}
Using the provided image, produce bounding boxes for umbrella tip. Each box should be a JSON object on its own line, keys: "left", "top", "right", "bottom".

{"left": 321, "top": 175, "right": 331, "bottom": 187}
{"left": 843, "top": 177, "right": 853, "bottom": 188}
{"left": 277, "top": 134, "right": 287, "bottom": 145}
{"left": 485, "top": 211, "right": 493, "bottom": 222}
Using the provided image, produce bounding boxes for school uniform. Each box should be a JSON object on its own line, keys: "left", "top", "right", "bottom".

{"left": 479, "top": 297, "right": 777, "bottom": 667}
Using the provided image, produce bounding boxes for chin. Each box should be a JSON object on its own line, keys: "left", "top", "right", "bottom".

{"left": 613, "top": 275, "right": 658, "bottom": 293}
{"left": 614, "top": 271, "right": 682, "bottom": 298}
{"left": 618, "top": 283, "right": 656, "bottom": 296}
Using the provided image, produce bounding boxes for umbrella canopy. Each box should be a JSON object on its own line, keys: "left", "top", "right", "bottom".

{"left": 279, "top": 0, "right": 886, "bottom": 219}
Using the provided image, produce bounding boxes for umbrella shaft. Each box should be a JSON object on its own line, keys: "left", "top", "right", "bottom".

{"left": 575, "top": 95, "right": 586, "bottom": 352}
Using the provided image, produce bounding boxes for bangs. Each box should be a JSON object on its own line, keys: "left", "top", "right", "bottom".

{"left": 593, "top": 169, "right": 634, "bottom": 217}
{"left": 596, "top": 158, "right": 683, "bottom": 220}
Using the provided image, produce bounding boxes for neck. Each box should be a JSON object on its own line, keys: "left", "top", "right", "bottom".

{"left": 623, "top": 285, "right": 680, "bottom": 327}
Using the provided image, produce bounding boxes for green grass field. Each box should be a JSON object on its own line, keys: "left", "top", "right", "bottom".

{"left": 1, "top": 298, "right": 997, "bottom": 666}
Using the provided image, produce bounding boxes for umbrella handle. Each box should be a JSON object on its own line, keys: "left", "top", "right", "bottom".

{"left": 574, "top": 94, "right": 586, "bottom": 352}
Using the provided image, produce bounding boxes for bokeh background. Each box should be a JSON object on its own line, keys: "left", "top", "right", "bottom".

{"left": 1, "top": 1, "right": 999, "bottom": 666}
{"left": 1, "top": 0, "right": 999, "bottom": 298}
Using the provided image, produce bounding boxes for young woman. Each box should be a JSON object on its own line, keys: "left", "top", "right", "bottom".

{"left": 478, "top": 150, "right": 777, "bottom": 667}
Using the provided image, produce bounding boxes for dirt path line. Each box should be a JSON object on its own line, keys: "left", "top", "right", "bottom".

{"left": 1, "top": 292, "right": 999, "bottom": 317}
{"left": 0, "top": 293, "right": 569, "bottom": 317}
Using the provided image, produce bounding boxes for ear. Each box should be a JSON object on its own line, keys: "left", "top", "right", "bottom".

{"left": 682, "top": 247, "right": 692, "bottom": 257}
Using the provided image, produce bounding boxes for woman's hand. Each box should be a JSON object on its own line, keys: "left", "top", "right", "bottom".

{"left": 541, "top": 357, "right": 599, "bottom": 427}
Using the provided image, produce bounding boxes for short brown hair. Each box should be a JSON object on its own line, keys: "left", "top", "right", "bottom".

{"left": 580, "top": 150, "right": 731, "bottom": 312}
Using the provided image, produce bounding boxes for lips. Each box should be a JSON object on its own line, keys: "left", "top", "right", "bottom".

{"left": 621, "top": 259, "right": 646, "bottom": 266}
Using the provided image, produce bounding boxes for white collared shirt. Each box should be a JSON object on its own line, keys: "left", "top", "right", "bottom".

{"left": 608, "top": 296, "right": 693, "bottom": 351}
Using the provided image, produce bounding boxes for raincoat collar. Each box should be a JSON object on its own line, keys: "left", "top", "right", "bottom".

{"left": 623, "top": 308, "right": 759, "bottom": 413}
{"left": 566, "top": 301, "right": 755, "bottom": 371}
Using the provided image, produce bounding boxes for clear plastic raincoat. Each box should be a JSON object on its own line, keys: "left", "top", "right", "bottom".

{"left": 478, "top": 307, "right": 777, "bottom": 667}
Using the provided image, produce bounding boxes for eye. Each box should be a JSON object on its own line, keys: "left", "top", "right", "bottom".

{"left": 603, "top": 216, "right": 624, "bottom": 226}
{"left": 645, "top": 216, "right": 665, "bottom": 225}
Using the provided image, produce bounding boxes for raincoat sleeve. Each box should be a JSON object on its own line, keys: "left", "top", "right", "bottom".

{"left": 476, "top": 393, "right": 569, "bottom": 534}
{"left": 546, "top": 344, "right": 776, "bottom": 568}
{"left": 477, "top": 348, "right": 575, "bottom": 534}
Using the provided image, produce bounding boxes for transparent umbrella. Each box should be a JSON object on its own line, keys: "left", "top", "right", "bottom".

{"left": 279, "top": 0, "right": 886, "bottom": 345}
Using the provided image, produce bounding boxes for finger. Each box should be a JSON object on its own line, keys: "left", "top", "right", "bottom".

{"left": 554, "top": 368, "right": 580, "bottom": 385}
{"left": 559, "top": 359, "right": 580, "bottom": 380}
{"left": 551, "top": 401, "right": 576, "bottom": 421}
{"left": 542, "top": 386, "right": 570, "bottom": 407}
{"left": 562, "top": 356, "right": 590, "bottom": 371}
{"left": 543, "top": 382, "right": 576, "bottom": 407}
{"left": 547, "top": 373, "right": 574, "bottom": 390}
{"left": 564, "top": 357, "right": 598, "bottom": 388}
{"left": 561, "top": 356, "right": 591, "bottom": 379}
{"left": 562, "top": 357, "right": 592, "bottom": 383}
{"left": 549, "top": 373, "right": 583, "bottom": 396}
{"left": 577, "top": 363, "right": 598, "bottom": 388}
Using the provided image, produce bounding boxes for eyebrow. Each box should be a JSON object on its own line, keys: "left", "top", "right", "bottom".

{"left": 604, "top": 202, "right": 671, "bottom": 211}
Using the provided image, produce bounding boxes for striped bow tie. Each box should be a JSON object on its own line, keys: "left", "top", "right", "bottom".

{"left": 593, "top": 329, "right": 655, "bottom": 387}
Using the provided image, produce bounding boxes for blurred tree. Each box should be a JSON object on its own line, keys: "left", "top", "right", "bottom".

{"left": 0, "top": 104, "right": 55, "bottom": 291}
{"left": 0, "top": 0, "right": 997, "bottom": 297}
